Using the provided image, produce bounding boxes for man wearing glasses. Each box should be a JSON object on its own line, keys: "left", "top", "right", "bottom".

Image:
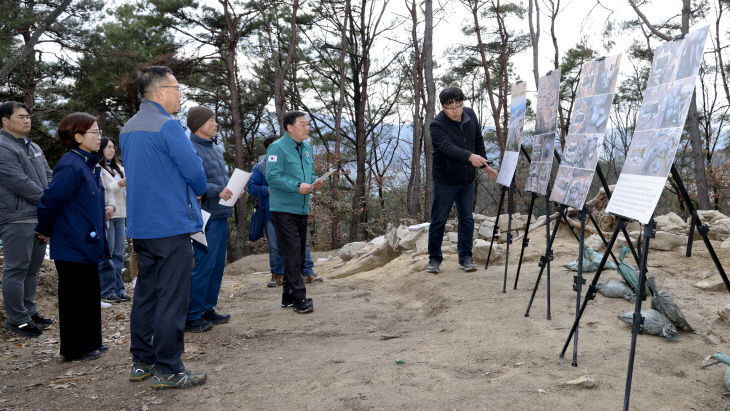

{"left": 0, "top": 101, "right": 54, "bottom": 338}
{"left": 427, "top": 87, "right": 497, "bottom": 274}
{"left": 120, "top": 66, "right": 208, "bottom": 389}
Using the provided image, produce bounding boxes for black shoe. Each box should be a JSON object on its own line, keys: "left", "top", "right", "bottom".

{"left": 97, "top": 345, "right": 109, "bottom": 353}
{"left": 5, "top": 321, "right": 42, "bottom": 338}
{"left": 184, "top": 318, "right": 213, "bottom": 333}
{"left": 293, "top": 298, "right": 314, "bottom": 314}
{"left": 458, "top": 257, "right": 477, "bottom": 272}
{"left": 102, "top": 295, "right": 121, "bottom": 303}
{"left": 118, "top": 293, "right": 132, "bottom": 302}
{"left": 201, "top": 310, "right": 230, "bottom": 325}
{"left": 30, "top": 313, "right": 53, "bottom": 329}
{"left": 63, "top": 349, "right": 101, "bottom": 362}
{"left": 426, "top": 260, "right": 440, "bottom": 274}
{"left": 282, "top": 296, "right": 312, "bottom": 308}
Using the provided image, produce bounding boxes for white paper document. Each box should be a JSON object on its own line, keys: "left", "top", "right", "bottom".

{"left": 191, "top": 209, "right": 211, "bottom": 246}
{"left": 315, "top": 169, "right": 336, "bottom": 183}
{"left": 219, "top": 168, "right": 252, "bottom": 207}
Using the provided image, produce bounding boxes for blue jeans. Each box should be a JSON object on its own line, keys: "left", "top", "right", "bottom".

{"left": 188, "top": 217, "right": 228, "bottom": 321}
{"left": 428, "top": 181, "right": 475, "bottom": 263}
{"left": 98, "top": 218, "right": 126, "bottom": 298}
{"left": 264, "top": 219, "right": 314, "bottom": 276}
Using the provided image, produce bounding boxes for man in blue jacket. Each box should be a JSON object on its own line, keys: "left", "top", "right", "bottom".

{"left": 184, "top": 106, "right": 232, "bottom": 333}
{"left": 266, "top": 112, "right": 323, "bottom": 314}
{"left": 427, "top": 87, "right": 497, "bottom": 274}
{"left": 0, "top": 101, "right": 54, "bottom": 338}
{"left": 120, "top": 66, "right": 208, "bottom": 390}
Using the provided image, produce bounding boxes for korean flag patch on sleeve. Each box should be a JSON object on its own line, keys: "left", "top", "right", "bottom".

{"left": 268, "top": 155, "right": 277, "bottom": 162}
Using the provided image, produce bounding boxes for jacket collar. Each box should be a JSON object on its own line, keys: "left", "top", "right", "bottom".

{"left": 69, "top": 148, "right": 101, "bottom": 168}
{"left": 190, "top": 133, "right": 213, "bottom": 146}
{"left": 140, "top": 98, "right": 173, "bottom": 118}
{"left": 280, "top": 132, "right": 302, "bottom": 148}
{"left": 437, "top": 107, "right": 472, "bottom": 127}
{"left": 0, "top": 129, "right": 29, "bottom": 144}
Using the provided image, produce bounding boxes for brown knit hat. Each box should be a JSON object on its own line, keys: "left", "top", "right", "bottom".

{"left": 187, "top": 106, "right": 215, "bottom": 133}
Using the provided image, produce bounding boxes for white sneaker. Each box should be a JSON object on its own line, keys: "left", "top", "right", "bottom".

{"left": 101, "top": 301, "right": 112, "bottom": 309}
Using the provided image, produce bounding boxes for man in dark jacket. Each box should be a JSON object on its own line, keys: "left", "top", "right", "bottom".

{"left": 184, "top": 106, "right": 232, "bottom": 333}
{"left": 427, "top": 87, "right": 497, "bottom": 274}
{"left": 0, "top": 101, "right": 54, "bottom": 338}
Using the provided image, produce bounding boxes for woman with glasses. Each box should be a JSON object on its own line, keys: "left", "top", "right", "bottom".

{"left": 36, "top": 112, "right": 107, "bottom": 362}
{"left": 96, "top": 138, "right": 130, "bottom": 304}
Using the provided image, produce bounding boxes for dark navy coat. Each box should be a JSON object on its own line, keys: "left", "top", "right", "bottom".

{"left": 37, "top": 149, "right": 108, "bottom": 264}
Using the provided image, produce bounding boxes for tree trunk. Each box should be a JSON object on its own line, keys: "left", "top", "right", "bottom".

{"left": 422, "top": 0, "right": 435, "bottom": 222}
{"left": 682, "top": 0, "right": 711, "bottom": 209}
{"left": 406, "top": 0, "right": 423, "bottom": 218}
{"left": 331, "top": 0, "right": 350, "bottom": 249}
{"left": 528, "top": 0, "right": 540, "bottom": 86}
{"left": 223, "top": 3, "right": 249, "bottom": 259}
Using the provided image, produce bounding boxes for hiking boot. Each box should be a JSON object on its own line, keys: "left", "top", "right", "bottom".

{"left": 150, "top": 368, "right": 207, "bottom": 390}
{"left": 303, "top": 274, "right": 323, "bottom": 283}
{"left": 102, "top": 295, "right": 121, "bottom": 304}
{"left": 202, "top": 310, "right": 230, "bottom": 325}
{"left": 5, "top": 321, "right": 42, "bottom": 338}
{"left": 458, "top": 257, "right": 477, "bottom": 272}
{"left": 426, "top": 260, "right": 440, "bottom": 274}
{"left": 293, "top": 298, "right": 314, "bottom": 314}
{"left": 184, "top": 318, "right": 213, "bottom": 333}
{"left": 30, "top": 313, "right": 53, "bottom": 329}
{"left": 118, "top": 293, "right": 132, "bottom": 302}
{"left": 129, "top": 361, "right": 154, "bottom": 382}
{"left": 267, "top": 274, "right": 283, "bottom": 288}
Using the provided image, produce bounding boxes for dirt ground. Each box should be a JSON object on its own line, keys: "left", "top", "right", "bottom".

{"left": 1, "top": 231, "right": 729, "bottom": 410}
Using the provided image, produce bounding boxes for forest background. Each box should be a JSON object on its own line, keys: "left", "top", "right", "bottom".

{"left": 2, "top": 0, "right": 729, "bottom": 262}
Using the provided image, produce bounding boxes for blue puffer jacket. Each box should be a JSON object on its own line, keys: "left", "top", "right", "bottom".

{"left": 36, "top": 149, "right": 108, "bottom": 264}
{"left": 247, "top": 160, "right": 271, "bottom": 221}
{"left": 120, "top": 100, "right": 207, "bottom": 239}
{"left": 190, "top": 133, "right": 232, "bottom": 219}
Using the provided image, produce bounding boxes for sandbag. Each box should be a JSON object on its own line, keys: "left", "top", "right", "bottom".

{"left": 646, "top": 277, "right": 694, "bottom": 332}
{"left": 597, "top": 280, "right": 634, "bottom": 301}
{"left": 617, "top": 246, "right": 649, "bottom": 295}
{"left": 563, "top": 245, "right": 617, "bottom": 272}
{"left": 617, "top": 309, "right": 678, "bottom": 342}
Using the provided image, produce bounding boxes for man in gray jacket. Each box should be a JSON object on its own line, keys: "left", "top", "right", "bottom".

{"left": 0, "top": 101, "right": 54, "bottom": 338}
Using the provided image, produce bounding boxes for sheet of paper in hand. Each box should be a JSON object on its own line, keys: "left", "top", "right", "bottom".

{"left": 219, "top": 168, "right": 252, "bottom": 207}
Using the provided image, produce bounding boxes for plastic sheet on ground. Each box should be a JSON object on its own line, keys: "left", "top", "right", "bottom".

{"left": 563, "top": 245, "right": 618, "bottom": 272}
{"left": 596, "top": 280, "right": 634, "bottom": 301}
{"left": 646, "top": 277, "right": 694, "bottom": 332}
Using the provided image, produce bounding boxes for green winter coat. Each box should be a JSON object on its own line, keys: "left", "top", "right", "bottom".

{"left": 265, "top": 133, "right": 315, "bottom": 215}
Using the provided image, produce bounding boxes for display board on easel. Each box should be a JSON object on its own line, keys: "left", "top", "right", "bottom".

{"left": 496, "top": 82, "right": 527, "bottom": 187}
{"left": 606, "top": 26, "right": 710, "bottom": 224}
{"left": 549, "top": 55, "right": 622, "bottom": 209}
{"left": 525, "top": 69, "right": 560, "bottom": 195}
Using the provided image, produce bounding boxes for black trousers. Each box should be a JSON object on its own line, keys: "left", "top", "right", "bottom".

{"left": 271, "top": 212, "right": 308, "bottom": 301}
{"left": 130, "top": 234, "right": 192, "bottom": 374}
{"left": 55, "top": 260, "right": 102, "bottom": 360}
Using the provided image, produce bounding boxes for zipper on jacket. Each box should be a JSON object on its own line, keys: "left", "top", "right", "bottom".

{"left": 297, "top": 144, "right": 306, "bottom": 213}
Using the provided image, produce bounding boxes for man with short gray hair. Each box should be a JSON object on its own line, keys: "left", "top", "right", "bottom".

{"left": 0, "top": 101, "right": 54, "bottom": 338}
{"left": 120, "top": 66, "right": 208, "bottom": 389}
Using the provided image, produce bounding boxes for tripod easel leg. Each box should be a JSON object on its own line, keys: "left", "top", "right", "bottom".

{"left": 571, "top": 209, "right": 588, "bottom": 367}
{"left": 623, "top": 219, "right": 655, "bottom": 411}
{"left": 503, "top": 180, "right": 515, "bottom": 293}
{"left": 514, "top": 193, "right": 536, "bottom": 289}
{"left": 560, "top": 218, "right": 626, "bottom": 358}
{"left": 485, "top": 185, "right": 506, "bottom": 269}
{"left": 525, "top": 206, "right": 562, "bottom": 317}
{"left": 545, "top": 194, "right": 552, "bottom": 320}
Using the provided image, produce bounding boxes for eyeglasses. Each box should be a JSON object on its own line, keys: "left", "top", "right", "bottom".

{"left": 158, "top": 85, "right": 181, "bottom": 92}
{"left": 85, "top": 130, "right": 103, "bottom": 137}
{"left": 443, "top": 103, "right": 463, "bottom": 112}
